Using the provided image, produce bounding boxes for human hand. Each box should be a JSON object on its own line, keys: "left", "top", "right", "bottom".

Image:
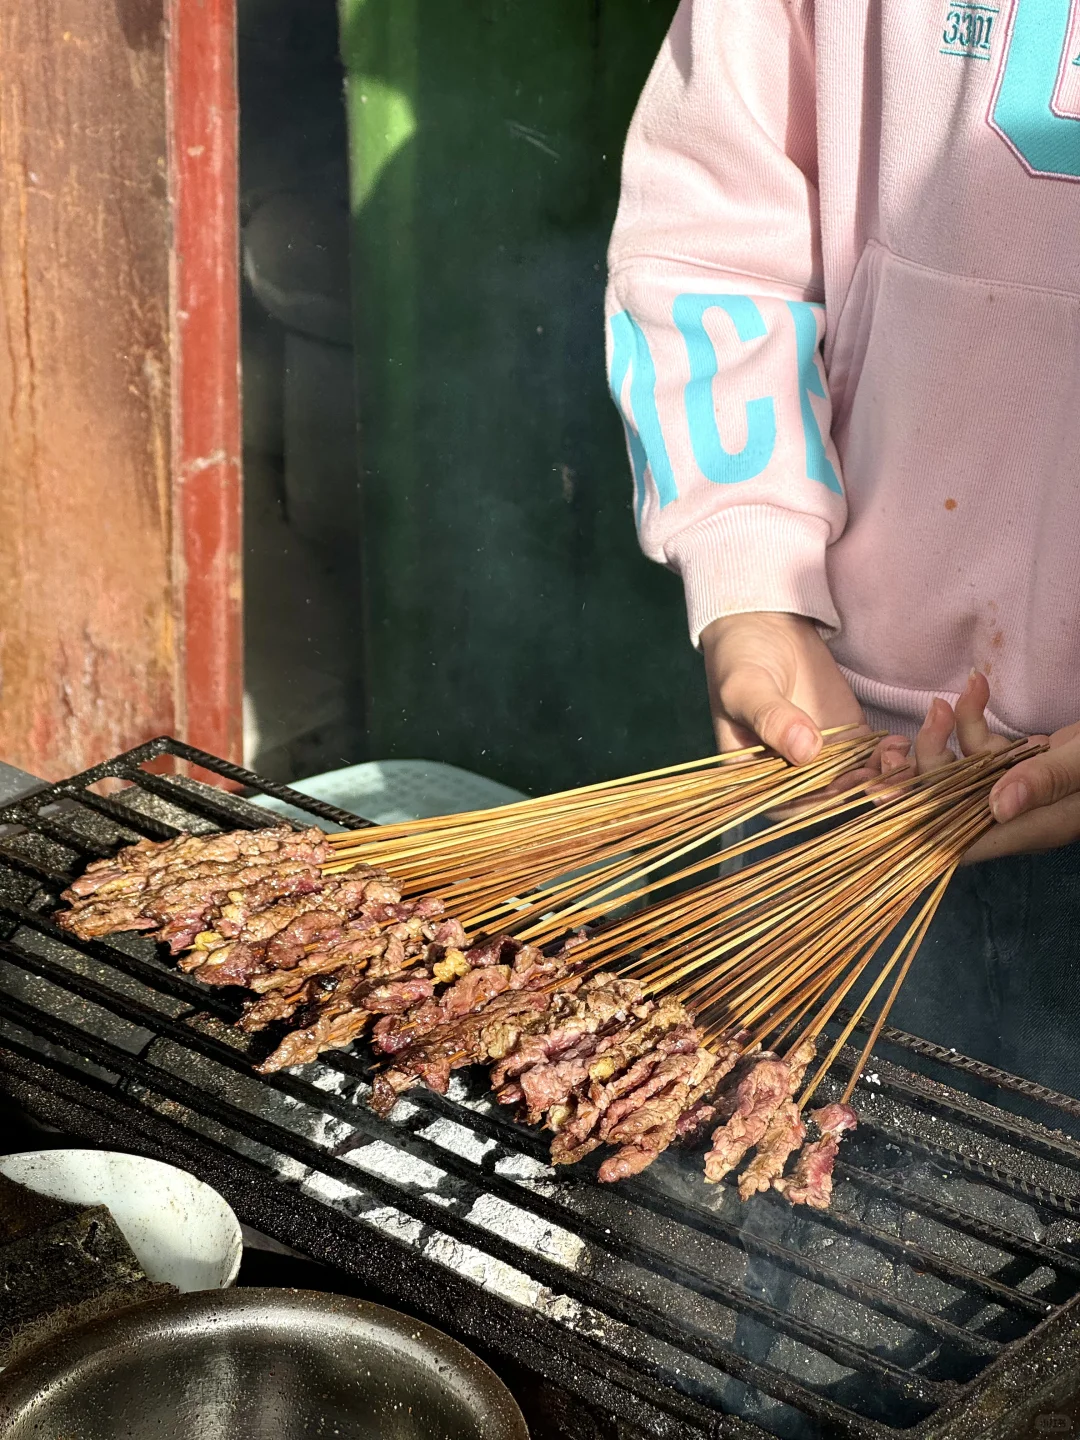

{"left": 701, "top": 612, "right": 866, "bottom": 762}
{"left": 700, "top": 612, "right": 910, "bottom": 803}
{"left": 907, "top": 671, "right": 1077, "bottom": 863}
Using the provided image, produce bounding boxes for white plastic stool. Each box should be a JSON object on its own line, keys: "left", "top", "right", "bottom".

{"left": 252, "top": 758, "right": 527, "bottom": 829}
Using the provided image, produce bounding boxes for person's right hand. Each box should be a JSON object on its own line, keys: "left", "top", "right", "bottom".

{"left": 701, "top": 611, "right": 870, "bottom": 763}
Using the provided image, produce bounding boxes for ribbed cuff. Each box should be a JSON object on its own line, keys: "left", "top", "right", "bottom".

{"left": 665, "top": 506, "right": 840, "bottom": 647}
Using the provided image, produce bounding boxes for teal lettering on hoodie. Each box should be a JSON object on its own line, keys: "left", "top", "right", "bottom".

{"left": 609, "top": 309, "right": 677, "bottom": 517}
{"left": 992, "top": 0, "right": 1080, "bottom": 178}
{"left": 788, "top": 301, "right": 843, "bottom": 495}
{"left": 672, "top": 294, "right": 777, "bottom": 485}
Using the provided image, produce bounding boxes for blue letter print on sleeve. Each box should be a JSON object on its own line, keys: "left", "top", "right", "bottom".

{"left": 608, "top": 310, "right": 678, "bottom": 519}
{"left": 991, "top": 0, "right": 1080, "bottom": 179}
{"left": 788, "top": 301, "right": 843, "bottom": 495}
{"left": 672, "top": 294, "right": 777, "bottom": 484}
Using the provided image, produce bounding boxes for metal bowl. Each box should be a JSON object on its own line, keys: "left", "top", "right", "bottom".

{"left": 0, "top": 1288, "right": 529, "bottom": 1440}
{"left": 0, "top": 1149, "right": 243, "bottom": 1291}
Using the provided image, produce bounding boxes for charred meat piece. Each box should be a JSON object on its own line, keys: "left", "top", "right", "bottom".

{"left": 582, "top": 996, "right": 687, "bottom": 1087}
{"left": 373, "top": 936, "right": 544, "bottom": 1055}
{"left": 549, "top": 1108, "right": 603, "bottom": 1166}
{"left": 256, "top": 969, "right": 438, "bottom": 1073}
{"left": 519, "top": 1038, "right": 603, "bottom": 1124}
{"left": 63, "top": 827, "right": 327, "bottom": 902}
{"left": 540, "top": 1003, "right": 713, "bottom": 1173}
{"left": 596, "top": 1047, "right": 717, "bottom": 1182}
{"left": 703, "top": 1057, "right": 791, "bottom": 1184}
{"left": 672, "top": 1031, "right": 747, "bottom": 1145}
{"left": 180, "top": 873, "right": 402, "bottom": 982}
{"left": 159, "top": 865, "right": 326, "bottom": 955}
{"left": 597, "top": 1138, "right": 669, "bottom": 1182}
{"left": 601, "top": 1046, "right": 704, "bottom": 1142}
{"left": 495, "top": 979, "right": 661, "bottom": 1123}
{"left": 369, "top": 988, "right": 553, "bottom": 1115}
{"left": 774, "top": 1102, "right": 857, "bottom": 1210}
{"left": 175, "top": 865, "right": 329, "bottom": 945}
{"left": 596, "top": 1029, "right": 700, "bottom": 1138}
{"left": 490, "top": 980, "right": 639, "bottom": 1091}
{"left": 238, "top": 987, "right": 306, "bottom": 1032}
{"left": 56, "top": 826, "right": 339, "bottom": 944}
{"left": 737, "top": 1101, "right": 807, "bottom": 1200}
{"left": 703, "top": 1036, "right": 817, "bottom": 1186}
{"left": 508, "top": 943, "right": 564, "bottom": 988}
{"left": 193, "top": 905, "right": 409, "bottom": 990}
{"left": 53, "top": 900, "right": 159, "bottom": 938}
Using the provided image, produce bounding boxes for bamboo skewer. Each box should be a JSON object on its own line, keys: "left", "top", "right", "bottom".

{"left": 315, "top": 723, "right": 1045, "bottom": 1141}
{"left": 489, "top": 737, "right": 1046, "bottom": 1119}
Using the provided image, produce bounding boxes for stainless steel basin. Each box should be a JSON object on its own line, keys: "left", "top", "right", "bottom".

{"left": 0, "top": 1288, "right": 529, "bottom": 1439}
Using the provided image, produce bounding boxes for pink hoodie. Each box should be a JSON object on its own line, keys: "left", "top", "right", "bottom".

{"left": 606, "top": 0, "right": 1080, "bottom": 741}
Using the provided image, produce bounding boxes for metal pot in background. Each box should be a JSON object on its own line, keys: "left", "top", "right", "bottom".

{"left": 0, "top": 1288, "right": 529, "bottom": 1440}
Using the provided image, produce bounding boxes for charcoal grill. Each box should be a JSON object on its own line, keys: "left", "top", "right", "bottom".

{"left": 3, "top": 737, "right": 1080, "bottom": 1440}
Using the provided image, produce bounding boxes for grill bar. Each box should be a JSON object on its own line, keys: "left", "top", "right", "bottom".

{"left": 750, "top": 1188, "right": 1050, "bottom": 1319}
{"left": 830, "top": 1061, "right": 1080, "bottom": 1173}
{"left": 836, "top": 1008, "right": 1080, "bottom": 1126}
{"left": 46, "top": 784, "right": 182, "bottom": 841}
{"left": 113, "top": 767, "right": 270, "bottom": 832}
{"left": 870, "top": 1124, "right": 1080, "bottom": 1223}
{"left": 374, "top": 1072, "right": 1031, "bottom": 1341}
{"left": 0, "top": 1050, "right": 753, "bottom": 1440}
{"left": 0, "top": 844, "right": 73, "bottom": 889}
{"left": 351, "top": 1053, "right": 1072, "bottom": 1326}
{"left": 837, "top": 1162, "right": 1080, "bottom": 1277}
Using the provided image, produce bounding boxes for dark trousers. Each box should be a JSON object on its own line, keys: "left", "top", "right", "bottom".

{"left": 885, "top": 841, "right": 1080, "bottom": 1099}
{"left": 727, "top": 822, "right": 1080, "bottom": 1099}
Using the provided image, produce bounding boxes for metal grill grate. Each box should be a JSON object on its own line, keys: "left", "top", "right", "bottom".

{"left": 3, "top": 737, "right": 1080, "bottom": 1440}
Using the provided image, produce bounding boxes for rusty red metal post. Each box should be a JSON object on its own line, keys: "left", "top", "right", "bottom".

{"left": 170, "top": 0, "right": 243, "bottom": 764}
{"left": 0, "top": 0, "right": 242, "bottom": 779}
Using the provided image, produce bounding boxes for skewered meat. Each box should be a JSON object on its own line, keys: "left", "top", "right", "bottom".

{"left": 369, "top": 987, "right": 554, "bottom": 1114}
{"left": 673, "top": 1031, "right": 748, "bottom": 1144}
{"left": 373, "top": 936, "right": 558, "bottom": 1055}
{"left": 55, "top": 827, "right": 863, "bottom": 1206}
{"left": 597, "top": 1029, "right": 700, "bottom": 1138}
{"left": 498, "top": 987, "right": 728, "bottom": 1179}
{"left": 737, "top": 1101, "right": 806, "bottom": 1200}
{"left": 494, "top": 980, "right": 659, "bottom": 1126}
{"left": 491, "top": 978, "right": 649, "bottom": 1092}
{"left": 256, "top": 969, "right": 438, "bottom": 1073}
{"left": 703, "top": 1057, "right": 790, "bottom": 1183}
{"left": 597, "top": 1046, "right": 717, "bottom": 1182}
{"left": 774, "top": 1102, "right": 857, "bottom": 1209}
{"left": 57, "top": 827, "right": 335, "bottom": 940}
{"left": 703, "top": 1037, "right": 817, "bottom": 1184}
{"left": 223, "top": 902, "right": 447, "bottom": 1009}
{"left": 63, "top": 827, "right": 327, "bottom": 900}
{"left": 180, "top": 873, "right": 402, "bottom": 980}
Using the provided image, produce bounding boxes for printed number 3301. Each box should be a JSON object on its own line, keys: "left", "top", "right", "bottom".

{"left": 943, "top": 10, "right": 994, "bottom": 48}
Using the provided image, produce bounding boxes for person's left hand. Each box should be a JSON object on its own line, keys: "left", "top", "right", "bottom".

{"left": 906, "top": 671, "right": 1079, "bottom": 864}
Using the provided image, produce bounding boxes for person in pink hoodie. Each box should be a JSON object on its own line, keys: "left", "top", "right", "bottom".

{"left": 607, "top": 0, "right": 1080, "bottom": 1088}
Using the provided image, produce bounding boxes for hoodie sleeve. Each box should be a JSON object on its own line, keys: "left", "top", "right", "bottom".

{"left": 606, "top": 0, "right": 845, "bottom": 646}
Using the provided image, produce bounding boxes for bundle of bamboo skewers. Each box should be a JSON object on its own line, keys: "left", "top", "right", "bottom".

{"left": 55, "top": 724, "right": 1043, "bottom": 1203}
{"left": 321, "top": 729, "right": 1041, "bottom": 1110}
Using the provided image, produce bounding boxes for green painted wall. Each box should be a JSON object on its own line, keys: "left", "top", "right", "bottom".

{"left": 342, "top": 0, "right": 710, "bottom": 795}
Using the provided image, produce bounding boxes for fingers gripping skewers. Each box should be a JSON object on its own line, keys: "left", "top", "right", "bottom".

{"left": 52, "top": 734, "right": 1044, "bottom": 1208}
